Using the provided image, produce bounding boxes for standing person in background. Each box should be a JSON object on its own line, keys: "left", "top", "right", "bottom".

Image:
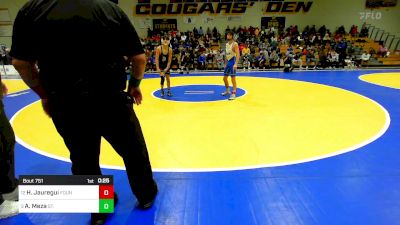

{"left": 180, "top": 50, "right": 190, "bottom": 74}
{"left": 242, "top": 43, "right": 251, "bottom": 71}
{"left": 10, "top": 0, "right": 158, "bottom": 224}
{"left": 222, "top": 31, "right": 240, "bottom": 100}
{"left": 216, "top": 49, "right": 225, "bottom": 71}
{"left": 155, "top": 35, "right": 173, "bottom": 97}
{"left": 0, "top": 74, "right": 19, "bottom": 219}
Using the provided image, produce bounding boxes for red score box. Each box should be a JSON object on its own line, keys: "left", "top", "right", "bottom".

{"left": 99, "top": 185, "right": 114, "bottom": 199}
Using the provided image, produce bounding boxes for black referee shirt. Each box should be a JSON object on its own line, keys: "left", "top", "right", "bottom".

{"left": 10, "top": 0, "right": 144, "bottom": 96}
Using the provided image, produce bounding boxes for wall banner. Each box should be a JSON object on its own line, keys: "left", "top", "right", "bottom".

{"left": 261, "top": 17, "right": 286, "bottom": 30}
{"left": 153, "top": 19, "right": 177, "bottom": 31}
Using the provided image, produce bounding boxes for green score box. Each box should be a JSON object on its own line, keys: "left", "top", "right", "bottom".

{"left": 99, "top": 199, "right": 114, "bottom": 213}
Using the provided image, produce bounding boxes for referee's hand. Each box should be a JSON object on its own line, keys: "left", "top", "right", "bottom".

{"left": 1, "top": 82, "right": 8, "bottom": 97}
{"left": 41, "top": 98, "right": 51, "bottom": 117}
{"left": 128, "top": 86, "right": 143, "bottom": 105}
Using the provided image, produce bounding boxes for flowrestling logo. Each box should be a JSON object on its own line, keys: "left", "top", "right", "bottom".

{"left": 359, "top": 11, "right": 383, "bottom": 20}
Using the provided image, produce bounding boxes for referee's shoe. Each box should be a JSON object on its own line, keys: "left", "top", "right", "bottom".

{"left": 90, "top": 193, "right": 119, "bottom": 225}
{"left": 0, "top": 200, "right": 19, "bottom": 219}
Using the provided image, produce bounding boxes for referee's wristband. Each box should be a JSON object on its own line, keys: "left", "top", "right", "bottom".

{"left": 129, "top": 77, "right": 142, "bottom": 88}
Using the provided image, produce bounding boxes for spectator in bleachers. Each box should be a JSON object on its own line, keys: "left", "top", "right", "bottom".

{"left": 204, "top": 34, "right": 211, "bottom": 48}
{"left": 198, "top": 26, "right": 204, "bottom": 37}
{"left": 264, "top": 50, "right": 271, "bottom": 68}
{"left": 302, "top": 25, "right": 310, "bottom": 37}
{"left": 368, "top": 47, "right": 376, "bottom": 58}
{"left": 359, "top": 27, "right": 368, "bottom": 37}
{"left": 242, "top": 53, "right": 251, "bottom": 71}
{"left": 361, "top": 51, "right": 371, "bottom": 67}
{"left": 297, "top": 34, "right": 305, "bottom": 46}
{"left": 337, "top": 25, "right": 346, "bottom": 35}
{"left": 344, "top": 55, "right": 356, "bottom": 69}
{"left": 147, "top": 27, "right": 153, "bottom": 37}
{"left": 309, "top": 34, "right": 317, "bottom": 46}
{"left": 350, "top": 25, "right": 358, "bottom": 37}
{"left": 242, "top": 44, "right": 250, "bottom": 56}
{"left": 288, "top": 26, "right": 297, "bottom": 38}
{"left": 378, "top": 44, "right": 389, "bottom": 57}
{"left": 171, "top": 53, "right": 180, "bottom": 72}
{"left": 336, "top": 39, "right": 347, "bottom": 67}
{"left": 283, "top": 35, "right": 291, "bottom": 45}
{"left": 328, "top": 49, "right": 340, "bottom": 68}
{"left": 181, "top": 32, "right": 187, "bottom": 43}
{"left": 179, "top": 51, "right": 190, "bottom": 74}
{"left": 192, "top": 51, "right": 199, "bottom": 70}
{"left": 171, "top": 30, "right": 177, "bottom": 38}
{"left": 269, "top": 50, "right": 280, "bottom": 68}
{"left": 193, "top": 27, "right": 198, "bottom": 38}
{"left": 188, "top": 51, "right": 195, "bottom": 71}
{"left": 225, "top": 26, "right": 231, "bottom": 35}
{"left": 271, "top": 35, "right": 279, "bottom": 48}
{"left": 198, "top": 52, "right": 206, "bottom": 70}
{"left": 206, "top": 27, "right": 212, "bottom": 37}
{"left": 333, "top": 32, "right": 342, "bottom": 42}
{"left": 306, "top": 49, "right": 317, "bottom": 69}
{"left": 318, "top": 25, "right": 327, "bottom": 37}
{"left": 183, "top": 40, "right": 191, "bottom": 49}
{"left": 302, "top": 46, "right": 308, "bottom": 56}
{"left": 309, "top": 25, "right": 316, "bottom": 35}
{"left": 140, "top": 38, "right": 146, "bottom": 46}
{"left": 322, "top": 33, "right": 331, "bottom": 45}
{"left": 346, "top": 43, "right": 356, "bottom": 56}
{"left": 206, "top": 50, "right": 215, "bottom": 70}
{"left": 145, "top": 48, "right": 153, "bottom": 71}
{"left": 292, "top": 51, "right": 303, "bottom": 69}
{"left": 216, "top": 50, "right": 225, "bottom": 71}
{"left": 283, "top": 53, "right": 294, "bottom": 72}
{"left": 143, "top": 23, "right": 380, "bottom": 72}
{"left": 286, "top": 45, "right": 294, "bottom": 55}
{"left": 259, "top": 40, "right": 269, "bottom": 52}
{"left": 248, "top": 53, "right": 256, "bottom": 69}
{"left": 171, "top": 36, "right": 180, "bottom": 50}
{"left": 212, "top": 27, "right": 218, "bottom": 38}
{"left": 198, "top": 44, "right": 206, "bottom": 53}
{"left": 254, "top": 28, "right": 261, "bottom": 44}
{"left": 152, "top": 33, "right": 161, "bottom": 43}
{"left": 318, "top": 48, "right": 329, "bottom": 69}
{"left": 256, "top": 52, "right": 267, "bottom": 70}
{"left": 0, "top": 46, "right": 11, "bottom": 65}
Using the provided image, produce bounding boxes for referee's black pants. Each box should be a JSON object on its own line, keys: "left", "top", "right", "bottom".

{"left": 49, "top": 91, "right": 156, "bottom": 203}
{"left": 0, "top": 100, "right": 18, "bottom": 205}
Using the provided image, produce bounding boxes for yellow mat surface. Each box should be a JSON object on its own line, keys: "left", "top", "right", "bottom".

{"left": 360, "top": 73, "right": 400, "bottom": 89}
{"left": 11, "top": 76, "right": 388, "bottom": 170}
{"left": 2, "top": 79, "right": 29, "bottom": 94}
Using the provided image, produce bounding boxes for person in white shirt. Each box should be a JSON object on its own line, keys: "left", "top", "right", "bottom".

{"left": 361, "top": 52, "right": 371, "bottom": 61}
{"left": 181, "top": 33, "right": 187, "bottom": 42}
{"left": 329, "top": 50, "right": 340, "bottom": 68}
{"left": 360, "top": 51, "right": 371, "bottom": 67}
